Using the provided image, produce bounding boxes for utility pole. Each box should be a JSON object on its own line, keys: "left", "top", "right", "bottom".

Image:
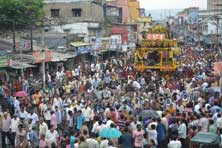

{"left": 198, "top": 19, "right": 201, "bottom": 46}
{"left": 41, "top": 22, "right": 46, "bottom": 90}
{"left": 217, "top": 16, "right": 219, "bottom": 53}
{"left": 20, "top": 40, "right": 24, "bottom": 79}
{"left": 30, "top": 25, "right": 33, "bottom": 51}
{"left": 12, "top": 19, "right": 16, "bottom": 51}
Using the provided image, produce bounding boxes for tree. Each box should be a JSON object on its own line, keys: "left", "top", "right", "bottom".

{"left": 0, "top": 0, "right": 44, "bottom": 30}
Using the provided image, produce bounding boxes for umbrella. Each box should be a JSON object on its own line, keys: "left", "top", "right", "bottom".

{"left": 14, "top": 91, "right": 28, "bottom": 97}
{"left": 99, "top": 127, "right": 122, "bottom": 139}
{"left": 191, "top": 132, "right": 221, "bottom": 145}
{"left": 139, "top": 110, "right": 159, "bottom": 119}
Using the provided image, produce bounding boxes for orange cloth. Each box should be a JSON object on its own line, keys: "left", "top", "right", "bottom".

{"left": 33, "top": 92, "right": 42, "bottom": 105}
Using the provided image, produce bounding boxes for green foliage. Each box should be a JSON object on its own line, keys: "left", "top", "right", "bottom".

{"left": 0, "top": 0, "right": 44, "bottom": 30}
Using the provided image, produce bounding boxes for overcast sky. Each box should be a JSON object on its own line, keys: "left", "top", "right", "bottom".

{"left": 139, "top": 0, "right": 207, "bottom": 10}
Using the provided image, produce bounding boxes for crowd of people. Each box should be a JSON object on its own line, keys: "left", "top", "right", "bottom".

{"left": 0, "top": 45, "right": 222, "bottom": 148}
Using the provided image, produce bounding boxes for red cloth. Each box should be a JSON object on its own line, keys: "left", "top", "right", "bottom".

{"left": 110, "top": 111, "right": 117, "bottom": 123}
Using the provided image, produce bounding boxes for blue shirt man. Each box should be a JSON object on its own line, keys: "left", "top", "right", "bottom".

{"left": 76, "top": 110, "right": 85, "bottom": 131}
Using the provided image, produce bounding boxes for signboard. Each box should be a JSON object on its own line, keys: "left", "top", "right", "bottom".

{"left": 77, "top": 46, "right": 91, "bottom": 54}
{"left": 16, "top": 39, "right": 31, "bottom": 49}
{"left": 32, "top": 51, "right": 52, "bottom": 63}
{"left": 0, "top": 51, "right": 12, "bottom": 68}
{"left": 0, "top": 58, "right": 10, "bottom": 67}
{"left": 95, "top": 38, "right": 102, "bottom": 49}
{"left": 110, "top": 34, "right": 122, "bottom": 49}
{"left": 94, "top": 37, "right": 110, "bottom": 52}
{"left": 102, "top": 39, "right": 109, "bottom": 51}
{"left": 138, "top": 17, "right": 152, "bottom": 23}
{"left": 129, "top": 33, "right": 137, "bottom": 42}
{"left": 147, "top": 34, "right": 165, "bottom": 40}
{"left": 122, "top": 45, "right": 127, "bottom": 52}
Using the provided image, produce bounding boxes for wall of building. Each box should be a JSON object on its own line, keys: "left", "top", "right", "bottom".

{"left": 202, "top": 19, "right": 222, "bottom": 35}
{"left": 127, "top": 0, "right": 140, "bottom": 23}
{"left": 44, "top": 1, "right": 104, "bottom": 24}
{"left": 207, "top": 0, "right": 222, "bottom": 14}
{"left": 106, "top": 0, "right": 131, "bottom": 23}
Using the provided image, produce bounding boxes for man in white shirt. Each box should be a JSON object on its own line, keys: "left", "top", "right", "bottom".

{"left": 39, "top": 117, "right": 48, "bottom": 138}
{"left": 86, "top": 137, "right": 99, "bottom": 148}
{"left": 217, "top": 113, "right": 222, "bottom": 131}
{"left": 14, "top": 97, "right": 20, "bottom": 113}
{"left": 27, "top": 110, "right": 39, "bottom": 124}
{"left": 91, "top": 120, "right": 99, "bottom": 135}
{"left": 106, "top": 118, "right": 114, "bottom": 128}
{"left": 178, "top": 119, "right": 187, "bottom": 148}
{"left": 10, "top": 115, "right": 20, "bottom": 146}
{"left": 100, "top": 139, "right": 109, "bottom": 148}
{"left": 168, "top": 137, "right": 182, "bottom": 148}
{"left": 84, "top": 106, "right": 94, "bottom": 122}
{"left": 42, "top": 103, "right": 51, "bottom": 127}
{"left": 45, "top": 126, "right": 59, "bottom": 147}
{"left": 18, "top": 107, "right": 28, "bottom": 121}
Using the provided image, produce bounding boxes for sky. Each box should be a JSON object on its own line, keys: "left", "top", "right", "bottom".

{"left": 139, "top": 0, "right": 207, "bottom": 10}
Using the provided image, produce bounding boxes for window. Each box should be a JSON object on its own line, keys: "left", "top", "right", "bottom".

{"left": 72, "top": 9, "right": 82, "bottom": 17}
{"left": 51, "top": 9, "right": 60, "bottom": 17}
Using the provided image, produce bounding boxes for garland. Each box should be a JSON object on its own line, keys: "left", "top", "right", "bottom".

{"left": 135, "top": 49, "right": 145, "bottom": 59}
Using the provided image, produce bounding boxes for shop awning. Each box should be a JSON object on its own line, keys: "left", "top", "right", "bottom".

{"left": 51, "top": 52, "right": 77, "bottom": 62}
{"left": 70, "top": 42, "right": 91, "bottom": 47}
{"left": 9, "top": 62, "right": 36, "bottom": 69}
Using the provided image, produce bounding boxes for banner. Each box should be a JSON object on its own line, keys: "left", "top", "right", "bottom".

{"left": 147, "top": 34, "right": 165, "bottom": 40}
{"left": 32, "top": 51, "right": 52, "bottom": 63}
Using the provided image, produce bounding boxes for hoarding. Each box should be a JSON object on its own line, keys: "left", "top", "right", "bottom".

{"left": 110, "top": 34, "right": 122, "bottom": 49}
{"left": 16, "top": 39, "right": 31, "bottom": 49}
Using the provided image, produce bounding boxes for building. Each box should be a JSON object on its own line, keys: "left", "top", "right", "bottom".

{"left": 104, "top": 5, "right": 123, "bottom": 24}
{"left": 43, "top": 0, "right": 104, "bottom": 24}
{"left": 137, "top": 16, "right": 152, "bottom": 33}
{"left": 198, "top": 1, "right": 222, "bottom": 41}
{"left": 127, "top": 0, "right": 140, "bottom": 23}
{"left": 106, "top": 0, "right": 131, "bottom": 23}
{"left": 43, "top": 0, "right": 105, "bottom": 46}
{"left": 207, "top": 0, "right": 222, "bottom": 15}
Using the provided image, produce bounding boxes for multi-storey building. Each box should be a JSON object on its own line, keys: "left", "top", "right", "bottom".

{"left": 208, "top": 0, "right": 222, "bottom": 14}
